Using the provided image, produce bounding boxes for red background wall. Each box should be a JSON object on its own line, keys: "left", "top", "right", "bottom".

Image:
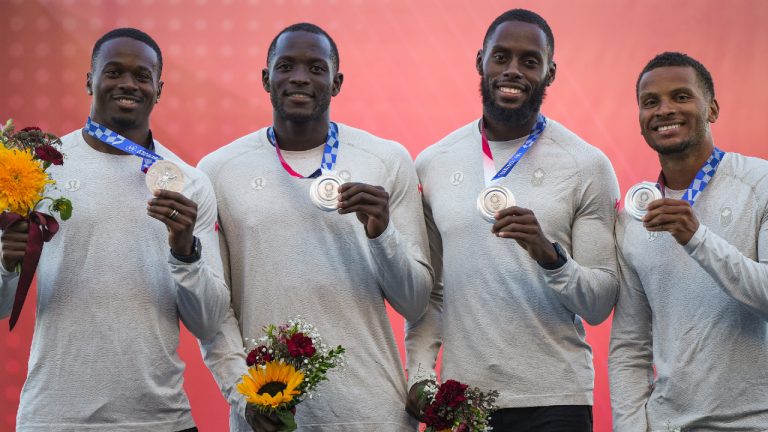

{"left": 2, "top": 0, "right": 767, "bottom": 430}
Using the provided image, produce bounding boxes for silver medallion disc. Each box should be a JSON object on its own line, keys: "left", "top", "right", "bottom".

{"left": 145, "top": 160, "right": 185, "bottom": 193}
{"left": 309, "top": 174, "right": 344, "bottom": 211}
{"left": 476, "top": 185, "right": 515, "bottom": 222}
{"left": 624, "top": 181, "right": 662, "bottom": 220}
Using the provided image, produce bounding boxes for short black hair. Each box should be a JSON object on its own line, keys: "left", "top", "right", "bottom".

{"left": 91, "top": 28, "right": 163, "bottom": 76}
{"left": 483, "top": 9, "right": 555, "bottom": 59}
{"left": 266, "top": 23, "right": 340, "bottom": 72}
{"left": 636, "top": 52, "right": 715, "bottom": 100}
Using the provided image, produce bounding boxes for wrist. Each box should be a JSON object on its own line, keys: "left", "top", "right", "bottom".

{"left": 538, "top": 242, "right": 567, "bottom": 270}
{"left": 170, "top": 236, "right": 201, "bottom": 263}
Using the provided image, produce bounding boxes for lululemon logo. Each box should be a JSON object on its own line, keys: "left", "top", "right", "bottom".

{"left": 64, "top": 179, "right": 80, "bottom": 192}
{"left": 720, "top": 206, "right": 733, "bottom": 226}
{"left": 532, "top": 168, "right": 545, "bottom": 186}
{"left": 450, "top": 171, "right": 464, "bottom": 186}
{"left": 251, "top": 177, "right": 265, "bottom": 190}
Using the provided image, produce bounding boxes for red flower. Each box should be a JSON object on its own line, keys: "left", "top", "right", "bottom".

{"left": 422, "top": 404, "right": 451, "bottom": 429}
{"left": 20, "top": 126, "right": 42, "bottom": 132}
{"left": 34, "top": 144, "right": 64, "bottom": 165}
{"left": 286, "top": 332, "right": 316, "bottom": 358}
{"left": 246, "top": 345, "right": 272, "bottom": 366}
{"left": 434, "top": 379, "right": 468, "bottom": 408}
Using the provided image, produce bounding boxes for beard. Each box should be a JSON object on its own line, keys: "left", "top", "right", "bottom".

{"left": 270, "top": 89, "right": 331, "bottom": 123}
{"left": 480, "top": 77, "right": 546, "bottom": 127}
{"left": 644, "top": 120, "right": 710, "bottom": 156}
{"left": 109, "top": 114, "right": 139, "bottom": 130}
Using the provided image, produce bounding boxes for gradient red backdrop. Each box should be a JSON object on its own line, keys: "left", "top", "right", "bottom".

{"left": 2, "top": 0, "right": 767, "bottom": 430}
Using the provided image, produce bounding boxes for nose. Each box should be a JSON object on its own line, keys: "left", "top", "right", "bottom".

{"left": 656, "top": 97, "right": 676, "bottom": 116}
{"left": 288, "top": 65, "right": 311, "bottom": 85}
{"left": 116, "top": 74, "right": 139, "bottom": 91}
{"left": 502, "top": 59, "right": 524, "bottom": 79}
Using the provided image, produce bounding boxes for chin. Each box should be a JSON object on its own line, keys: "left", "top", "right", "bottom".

{"left": 649, "top": 139, "right": 694, "bottom": 156}
{"left": 110, "top": 115, "right": 139, "bottom": 130}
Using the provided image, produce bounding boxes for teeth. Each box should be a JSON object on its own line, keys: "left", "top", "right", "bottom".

{"left": 289, "top": 93, "right": 311, "bottom": 98}
{"left": 499, "top": 87, "right": 522, "bottom": 94}
{"left": 657, "top": 124, "right": 681, "bottom": 132}
{"left": 117, "top": 98, "right": 137, "bottom": 104}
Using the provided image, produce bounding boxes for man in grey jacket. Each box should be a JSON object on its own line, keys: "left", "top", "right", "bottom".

{"left": 405, "top": 8, "right": 619, "bottom": 431}
{"left": 0, "top": 28, "right": 229, "bottom": 432}
{"left": 610, "top": 52, "right": 768, "bottom": 431}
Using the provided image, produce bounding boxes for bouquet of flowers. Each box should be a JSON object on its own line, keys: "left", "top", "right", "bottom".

{"left": 0, "top": 119, "right": 72, "bottom": 330}
{"left": 418, "top": 376, "right": 499, "bottom": 432}
{"left": 237, "top": 317, "right": 345, "bottom": 431}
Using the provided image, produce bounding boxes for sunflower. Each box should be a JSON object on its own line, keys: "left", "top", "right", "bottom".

{"left": 237, "top": 360, "right": 304, "bottom": 409}
{"left": 0, "top": 146, "right": 52, "bottom": 215}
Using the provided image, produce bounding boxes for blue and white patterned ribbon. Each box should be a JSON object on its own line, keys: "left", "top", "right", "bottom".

{"left": 267, "top": 122, "right": 339, "bottom": 179}
{"left": 84, "top": 117, "right": 162, "bottom": 172}
{"left": 658, "top": 147, "right": 725, "bottom": 206}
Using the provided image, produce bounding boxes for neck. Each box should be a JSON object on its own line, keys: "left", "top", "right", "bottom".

{"left": 659, "top": 141, "right": 715, "bottom": 190}
{"left": 481, "top": 111, "right": 538, "bottom": 142}
{"left": 272, "top": 115, "right": 330, "bottom": 151}
{"left": 83, "top": 115, "right": 152, "bottom": 155}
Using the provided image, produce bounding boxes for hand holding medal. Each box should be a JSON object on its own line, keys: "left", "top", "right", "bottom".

{"left": 492, "top": 206, "right": 560, "bottom": 265}
{"left": 627, "top": 147, "right": 724, "bottom": 245}
{"left": 337, "top": 182, "right": 390, "bottom": 239}
{"left": 146, "top": 189, "right": 199, "bottom": 256}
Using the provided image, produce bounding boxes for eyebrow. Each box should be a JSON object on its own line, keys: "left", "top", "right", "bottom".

{"left": 639, "top": 86, "right": 694, "bottom": 97}
{"left": 100, "top": 61, "right": 155, "bottom": 72}
{"left": 489, "top": 46, "right": 544, "bottom": 59}
{"left": 274, "top": 55, "right": 330, "bottom": 64}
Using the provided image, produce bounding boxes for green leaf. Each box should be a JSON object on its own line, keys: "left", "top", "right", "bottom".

{"left": 50, "top": 197, "right": 73, "bottom": 220}
{"left": 276, "top": 409, "right": 298, "bottom": 432}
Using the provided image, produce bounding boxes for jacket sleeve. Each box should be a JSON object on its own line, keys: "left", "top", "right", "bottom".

{"left": 367, "top": 145, "right": 434, "bottom": 322}
{"left": 544, "top": 152, "right": 621, "bottom": 325}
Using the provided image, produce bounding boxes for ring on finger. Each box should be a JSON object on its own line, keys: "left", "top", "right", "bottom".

{"left": 169, "top": 209, "right": 179, "bottom": 220}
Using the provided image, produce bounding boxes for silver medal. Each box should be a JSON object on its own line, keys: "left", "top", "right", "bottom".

{"left": 624, "top": 182, "right": 662, "bottom": 220}
{"left": 145, "top": 160, "right": 185, "bottom": 193}
{"left": 309, "top": 174, "right": 343, "bottom": 211}
{"left": 476, "top": 185, "right": 515, "bottom": 222}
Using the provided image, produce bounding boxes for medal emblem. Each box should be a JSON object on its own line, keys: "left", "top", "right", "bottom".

{"left": 624, "top": 182, "right": 662, "bottom": 220}
{"left": 309, "top": 174, "right": 343, "bottom": 211}
{"left": 145, "top": 160, "right": 185, "bottom": 193}
{"left": 476, "top": 186, "right": 514, "bottom": 222}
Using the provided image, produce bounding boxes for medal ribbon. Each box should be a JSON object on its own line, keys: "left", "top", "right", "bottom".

{"left": 481, "top": 114, "right": 547, "bottom": 186}
{"left": 656, "top": 147, "right": 725, "bottom": 205}
{"left": 84, "top": 117, "right": 163, "bottom": 172}
{"left": 267, "top": 122, "right": 339, "bottom": 179}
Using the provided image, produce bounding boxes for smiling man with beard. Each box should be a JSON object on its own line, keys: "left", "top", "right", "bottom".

{"left": 405, "top": 9, "right": 619, "bottom": 431}
{"left": 0, "top": 28, "right": 230, "bottom": 431}
{"left": 197, "top": 23, "right": 432, "bottom": 431}
{"left": 609, "top": 52, "right": 768, "bottom": 431}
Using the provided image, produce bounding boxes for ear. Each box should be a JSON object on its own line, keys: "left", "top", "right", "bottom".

{"left": 262, "top": 68, "right": 270, "bottom": 92}
{"left": 331, "top": 72, "right": 344, "bottom": 97}
{"left": 86, "top": 72, "right": 93, "bottom": 95}
{"left": 708, "top": 98, "right": 719, "bottom": 123}
{"left": 545, "top": 60, "right": 557, "bottom": 87}
{"left": 476, "top": 49, "right": 484, "bottom": 76}
{"left": 156, "top": 80, "right": 164, "bottom": 103}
